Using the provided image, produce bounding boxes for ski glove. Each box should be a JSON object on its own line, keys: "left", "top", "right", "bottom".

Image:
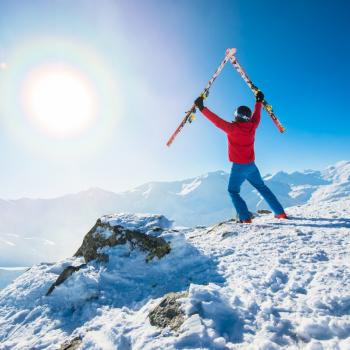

{"left": 194, "top": 96, "right": 204, "bottom": 111}
{"left": 256, "top": 90, "right": 264, "bottom": 102}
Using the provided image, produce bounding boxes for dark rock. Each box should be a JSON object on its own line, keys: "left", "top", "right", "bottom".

{"left": 149, "top": 292, "right": 187, "bottom": 330}
{"left": 46, "top": 264, "right": 86, "bottom": 296}
{"left": 46, "top": 216, "right": 171, "bottom": 296}
{"left": 257, "top": 209, "right": 272, "bottom": 214}
{"left": 74, "top": 219, "right": 171, "bottom": 263}
{"left": 60, "top": 336, "right": 82, "bottom": 350}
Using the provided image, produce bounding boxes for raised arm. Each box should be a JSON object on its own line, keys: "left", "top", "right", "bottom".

{"left": 251, "top": 101, "right": 262, "bottom": 126}
{"left": 194, "top": 96, "right": 232, "bottom": 134}
{"left": 251, "top": 90, "right": 264, "bottom": 127}
{"left": 201, "top": 107, "right": 232, "bottom": 133}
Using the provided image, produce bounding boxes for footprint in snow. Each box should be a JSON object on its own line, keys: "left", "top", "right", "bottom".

{"left": 311, "top": 250, "right": 329, "bottom": 262}
{"left": 265, "top": 269, "right": 289, "bottom": 293}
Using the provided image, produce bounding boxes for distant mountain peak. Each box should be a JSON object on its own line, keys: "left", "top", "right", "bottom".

{"left": 177, "top": 177, "right": 202, "bottom": 196}
{"left": 78, "top": 187, "right": 117, "bottom": 197}
{"left": 323, "top": 160, "right": 350, "bottom": 183}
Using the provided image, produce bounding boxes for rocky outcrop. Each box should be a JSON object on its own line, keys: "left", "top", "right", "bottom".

{"left": 149, "top": 292, "right": 187, "bottom": 330}
{"left": 74, "top": 218, "right": 171, "bottom": 263}
{"left": 46, "top": 214, "right": 172, "bottom": 297}
{"left": 257, "top": 209, "right": 272, "bottom": 214}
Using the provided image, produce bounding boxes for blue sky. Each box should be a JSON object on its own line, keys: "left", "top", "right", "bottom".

{"left": 0, "top": 0, "right": 349, "bottom": 198}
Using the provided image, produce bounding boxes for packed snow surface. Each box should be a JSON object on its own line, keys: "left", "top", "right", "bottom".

{"left": 1, "top": 200, "right": 350, "bottom": 349}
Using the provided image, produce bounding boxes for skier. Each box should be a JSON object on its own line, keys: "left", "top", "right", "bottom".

{"left": 194, "top": 91, "right": 288, "bottom": 223}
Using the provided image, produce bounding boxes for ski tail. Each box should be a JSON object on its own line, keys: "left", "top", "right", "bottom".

{"left": 262, "top": 102, "right": 285, "bottom": 133}
{"left": 166, "top": 107, "right": 196, "bottom": 147}
{"left": 166, "top": 48, "right": 237, "bottom": 147}
{"left": 228, "top": 52, "right": 285, "bottom": 133}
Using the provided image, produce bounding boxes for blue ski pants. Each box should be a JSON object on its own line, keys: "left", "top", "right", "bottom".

{"left": 228, "top": 162, "right": 284, "bottom": 221}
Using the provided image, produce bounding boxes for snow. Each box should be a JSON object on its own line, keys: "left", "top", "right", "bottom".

{"left": 142, "top": 184, "right": 153, "bottom": 198}
{"left": 177, "top": 171, "right": 227, "bottom": 196}
{"left": 1, "top": 196, "right": 350, "bottom": 349}
{"left": 322, "top": 161, "right": 350, "bottom": 183}
{"left": 177, "top": 178, "right": 202, "bottom": 196}
{"left": 100, "top": 213, "right": 173, "bottom": 234}
{"left": 0, "top": 267, "right": 28, "bottom": 289}
{"left": 305, "top": 161, "right": 350, "bottom": 205}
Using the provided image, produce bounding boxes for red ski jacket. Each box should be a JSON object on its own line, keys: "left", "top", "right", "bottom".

{"left": 201, "top": 101, "right": 262, "bottom": 164}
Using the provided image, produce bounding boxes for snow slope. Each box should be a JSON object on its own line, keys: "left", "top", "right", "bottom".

{"left": 1, "top": 198, "right": 349, "bottom": 349}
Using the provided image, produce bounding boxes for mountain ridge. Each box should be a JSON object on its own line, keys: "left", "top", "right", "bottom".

{"left": 0, "top": 160, "right": 348, "bottom": 266}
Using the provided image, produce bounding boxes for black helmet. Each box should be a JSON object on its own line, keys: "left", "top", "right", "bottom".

{"left": 234, "top": 105, "right": 252, "bottom": 122}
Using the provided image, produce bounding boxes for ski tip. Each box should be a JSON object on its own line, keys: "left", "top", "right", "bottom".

{"left": 225, "top": 48, "right": 237, "bottom": 57}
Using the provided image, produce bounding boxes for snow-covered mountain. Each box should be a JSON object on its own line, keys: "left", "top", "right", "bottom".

{"left": 0, "top": 161, "right": 349, "bottom": 266}
{"left": 1, "top": 196, "right": 349, "bottom": 349}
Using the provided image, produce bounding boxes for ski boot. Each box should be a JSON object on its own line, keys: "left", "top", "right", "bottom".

{"left": 275, "top": 212, "right": 288, "bottom": 219}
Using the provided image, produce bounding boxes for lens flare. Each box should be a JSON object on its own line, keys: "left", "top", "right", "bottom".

{"left": 22, "top": 64, "right": 98, "bottom": 138}
{"left": 0, "top": 36, "right": 123, "bottom": 157}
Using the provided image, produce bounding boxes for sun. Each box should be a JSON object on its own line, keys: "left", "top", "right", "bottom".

{"left": 22, "top": 64, "right": 98, "bottom": 137}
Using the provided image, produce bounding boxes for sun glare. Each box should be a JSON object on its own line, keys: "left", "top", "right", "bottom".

{"left": 22, "top": 64, "right": 98, "bottom": 137}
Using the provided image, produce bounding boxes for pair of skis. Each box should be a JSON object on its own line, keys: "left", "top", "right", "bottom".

{"left": 166, "top": 48, "right": 285, "bottom": 147}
